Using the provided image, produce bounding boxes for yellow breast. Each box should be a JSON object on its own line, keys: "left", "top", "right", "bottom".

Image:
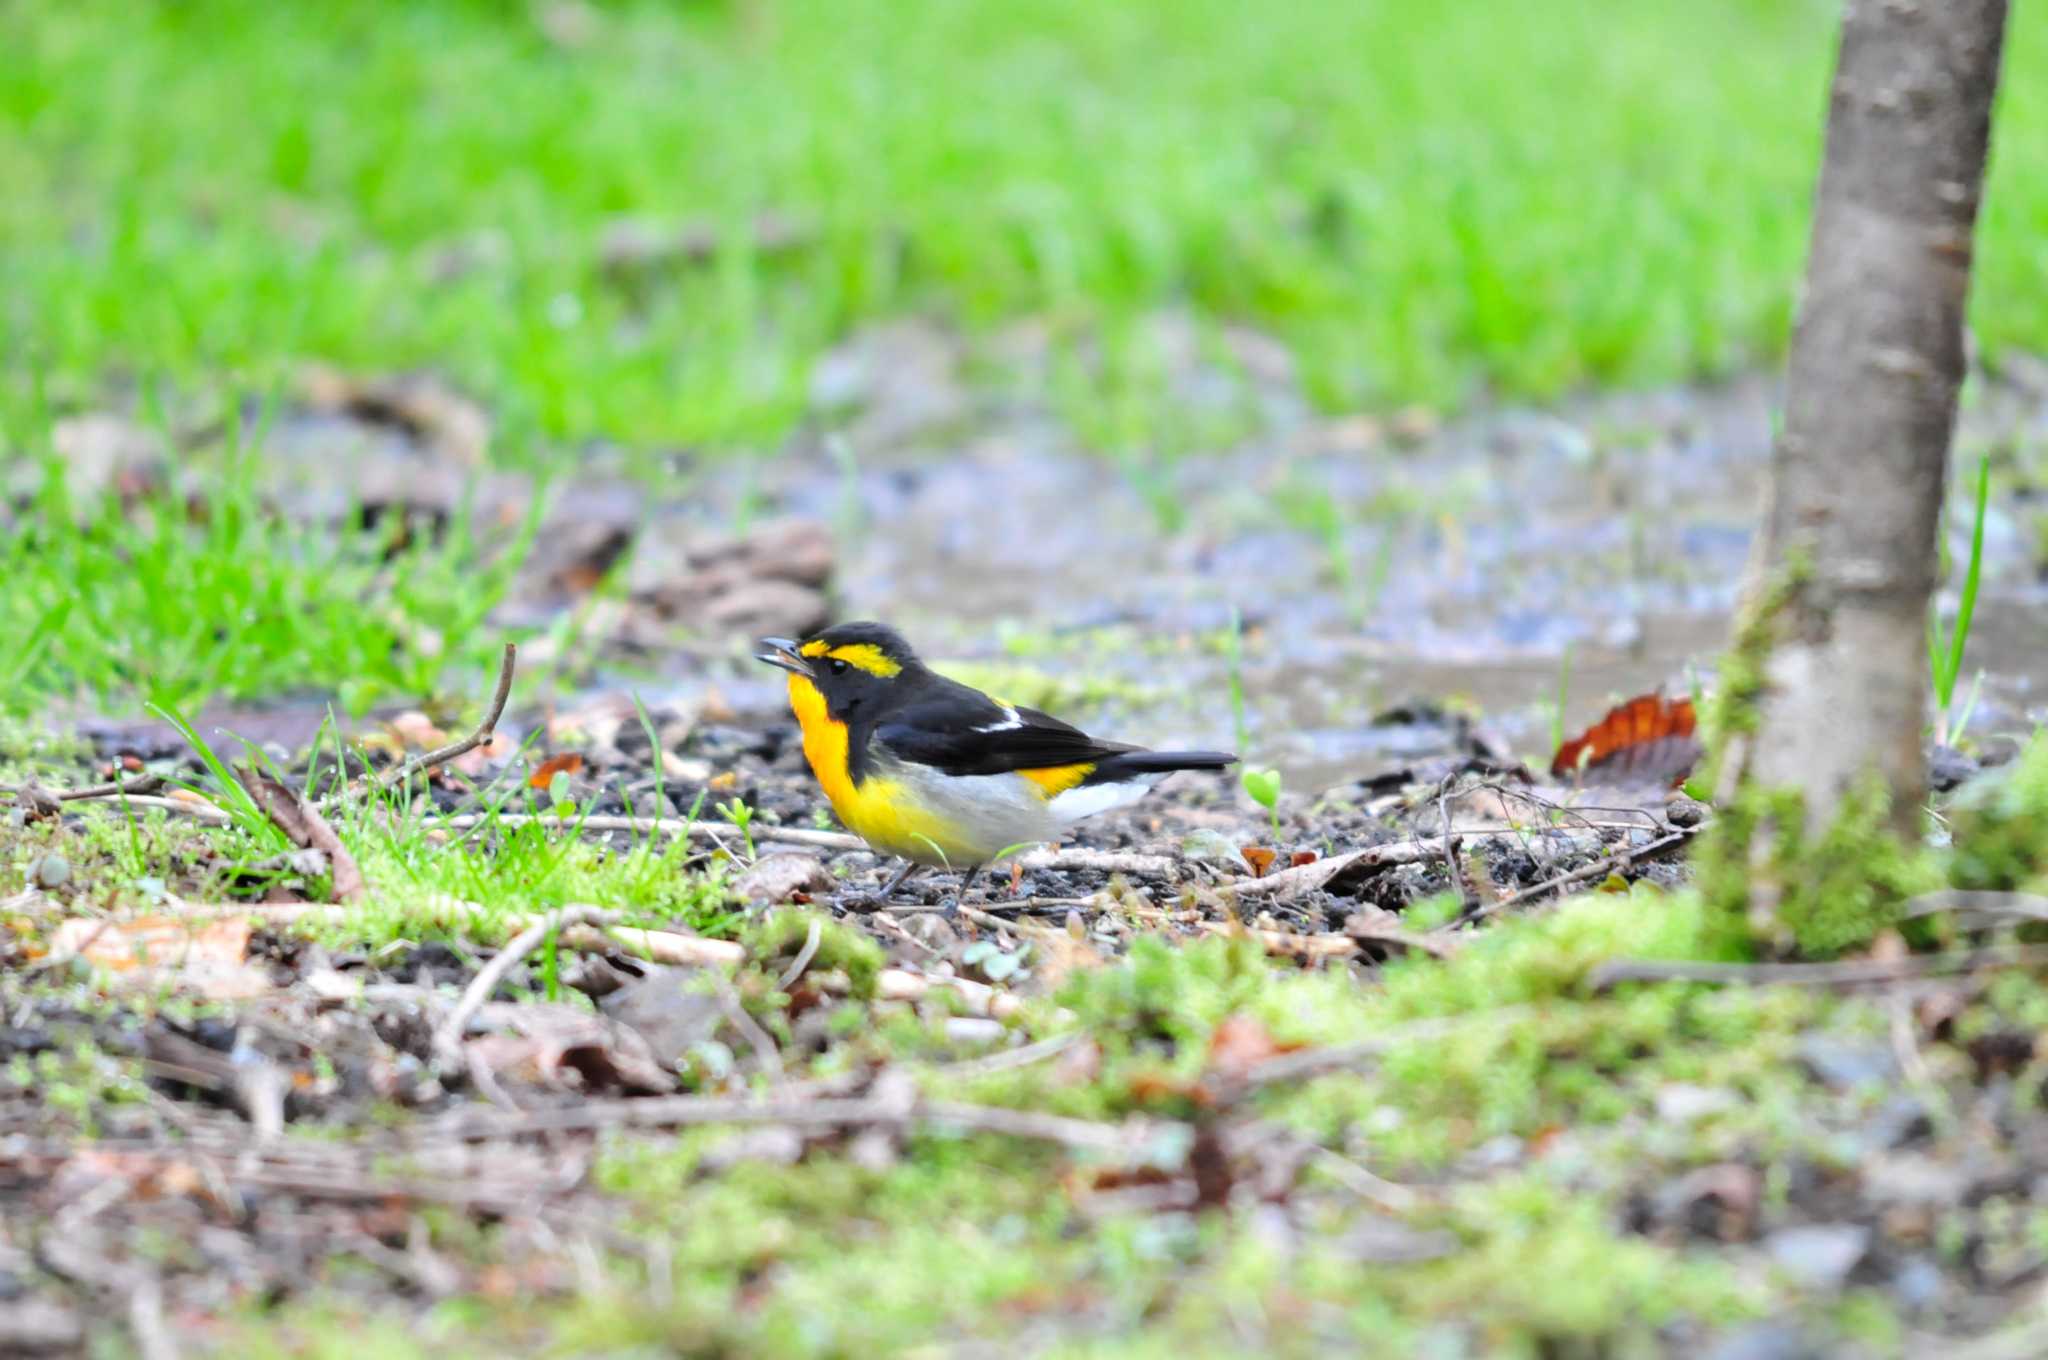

{"left": 785, "top": 674, "right": 980, "bottom": 864}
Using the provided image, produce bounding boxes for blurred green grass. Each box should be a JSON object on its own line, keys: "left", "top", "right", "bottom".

{"left": 3, "top": 0, "right": 2044, "bottom": 455}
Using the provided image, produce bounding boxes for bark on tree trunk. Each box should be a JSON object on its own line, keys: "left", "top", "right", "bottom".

{"left": 1740, "top": 0, "right": 2008, "bottom": 840}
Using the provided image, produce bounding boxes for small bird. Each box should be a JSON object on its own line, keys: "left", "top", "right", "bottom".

{"left": 756, "top": 622, "right": 1236, "bottom": 902}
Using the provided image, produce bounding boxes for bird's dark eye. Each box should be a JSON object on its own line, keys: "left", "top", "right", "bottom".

{"left": 828, "top": 658, "right": 849, "bottom": 675}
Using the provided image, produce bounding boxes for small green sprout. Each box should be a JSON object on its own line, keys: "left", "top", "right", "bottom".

{"left": 716, "top": 796, "right": 756, "bottom": 859}
{"left": 1242, "top": 767, "right": 1283, "bottom": 843}
{"left": 1929, "top": 454, "right": 1990, "bottom": 746}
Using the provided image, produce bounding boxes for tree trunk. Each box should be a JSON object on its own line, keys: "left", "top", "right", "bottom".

{"left": 1740, "top": 0, "right": 2008, "bottom": 840}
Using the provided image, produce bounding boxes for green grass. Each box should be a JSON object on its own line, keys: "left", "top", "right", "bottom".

{"left": 6, "top": 0, "right": 2045, "bottom": 457}
{"left": 0, "top": 449, "right": 532, "bottom": 719}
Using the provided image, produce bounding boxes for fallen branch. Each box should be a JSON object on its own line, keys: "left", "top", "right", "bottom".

{"left": 1586, "top": 943, "right": 2048, "bottom": 992}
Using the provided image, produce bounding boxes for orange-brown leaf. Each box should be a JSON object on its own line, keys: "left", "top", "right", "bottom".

{"left": 1550, "top": 693, "right": 1700, "bottom": 786}
{"left": 1206, "top": 1013, "right": 1304, "bottom": 1081}
{"left": 49, "top": 916, "right": 269, "bottom": 999}
{"left": 528, "top": 752, "right": 585, "bottom": 788}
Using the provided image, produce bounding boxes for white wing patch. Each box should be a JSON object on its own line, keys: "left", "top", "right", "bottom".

{"left": 1047, "top": 777, "right": 1158, "bottom": 826}
{"left": 974, "top": 705, "right": 1024, "bottom": 734}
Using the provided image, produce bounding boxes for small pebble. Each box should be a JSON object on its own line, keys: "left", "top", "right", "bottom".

{"left": 33, "top": 853, "right": 70, "bottom": 889}
{"left": 1764, "top": 1223, "right": 1871, "bottom": 1289}
{"left": 1666, "top": 797, "right": 1709, "bottom": 828}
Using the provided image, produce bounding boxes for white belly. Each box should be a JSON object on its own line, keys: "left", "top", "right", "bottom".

{"left": 876, "top": 755, "right": 1157, "bottom": 865}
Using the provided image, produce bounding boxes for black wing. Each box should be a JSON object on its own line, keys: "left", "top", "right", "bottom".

{"left": 872, "top": 683, "right": 1132, "bottom": 777}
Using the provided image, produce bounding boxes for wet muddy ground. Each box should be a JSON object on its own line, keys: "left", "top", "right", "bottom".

{"left": 42, "top": 314, "right": 2048, "bottom": 793}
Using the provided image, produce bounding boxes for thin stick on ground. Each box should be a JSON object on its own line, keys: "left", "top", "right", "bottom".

{"left": 1429, "top": 777, "right": 1481, "bottom": 910}
{"left": 1236, "top": 1006, "right": 1539, "bottom": 1091}
{"left": 1447, "top": 828, "right": 1698, "bottom": 927}
{"left": 434, "top": 811, "right": 863, "bottom": 852}
{"left": 434, "top": 1090, "right": 1149, "bottom": 1153}
{"left": 1902, "top": 889, "right": 2048, "bottom": 923}
{"left": 1586, "top": 943, "right": 2048, "bottom": 992}
{"left": 776, "top": 918, "right": 825, "bottom": 991}
{"left": 432, "top": 904, "right": 618, "bottom": 1066}
{"left": 0, "top": 772, "right": 166, "bottom": 818}
{"left": 361, "top": 641, "right": 517, "bottom": 802}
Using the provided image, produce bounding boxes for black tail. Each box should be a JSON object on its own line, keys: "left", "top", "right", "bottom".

{"left": 1094, "top": 749, "right": 1237, "bottom": 779}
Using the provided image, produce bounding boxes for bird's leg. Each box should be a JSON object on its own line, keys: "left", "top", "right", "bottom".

{"left": 877, "top": 859, "right": 921, "bottom": 901}
{"left": 842, "top": 859, "right": 922, "bottom": 912}
{"left": 941, "top": 863, "right": 986, "bottom": 919}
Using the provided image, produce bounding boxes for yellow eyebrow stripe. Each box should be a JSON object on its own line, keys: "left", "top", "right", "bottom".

{"left": 822, "top": 643, "right": 901, "bottom": 677}
{"left": 799, "top": 641, "right": 829, "bottom": 657}
{"left": 1019, "top": 763, "right": 1094, "bottom": 798}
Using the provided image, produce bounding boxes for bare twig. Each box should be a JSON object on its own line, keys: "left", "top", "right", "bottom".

{"left": 1, "top": 772, "right": 167, "bottom": 811}
{"left": 1902, "top": 889, "right": 2048, "bottom": 923}
{"left": 126, "top": 1274, "right": 179, "bottom": 1360}
{"left": 935, "top": 1032, "right": 1082, "bottom": 1081}
{"left": 296, "top": 795, "right": 365, "bottom": 903}
{"left": 1196, "top": 921, "right": 1360, "bottom": 961}
{"left": 434, "top": 811, "right": 862, "bottom": 852}
{"left": 241, "top": 766, "right": 365, "bottom": 903}
{"left": 776, "top": 918, "right": 824, "bottom": 992}
{"left": 1585, "top": 943, "right": 2048, "bottom": 992}
{"left": 433, "top": 905, "right": 618, "bottom": 1065}
{"left": 426, "top": 816, "right": 1212, "bottom": 884}
{"left": 1221, "top": 842, "right": 1416, "bottom": 899}
{"left": 1451, "top": 828, "right": 1697, "bottom": 926}
{"left": 1438, "top": 780, "right": 1476, "bottom": 910}
{"left": 1237, "top": 1006, "right": 1538, "bottom": 1090}
{"left": 436, "top": 1091, "right": 1148, "bottom": 1153}
{"left": 64, "top": 793, "right": 232, "bottom": 825}
{"left": 160, "top": 899, "right": 1026, "bottom": 1016}
{"left": 710, "top": 968, "right": 786, "bottom": 1085}
{"left": 362, "top": 641, "right": 517, "bottom": 800}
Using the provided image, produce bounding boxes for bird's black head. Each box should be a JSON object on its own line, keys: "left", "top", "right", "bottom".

{"left": 755, "top": 621, "right": 925, "bottom": 722}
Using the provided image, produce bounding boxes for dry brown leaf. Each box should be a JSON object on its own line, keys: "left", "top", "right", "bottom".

{"left": 1550, "top": 693, "right": 1700, "bottom": 786}
{"left": 51, "top": 915, "right": 270, "bottom": 998}
{"left": 1206, "top": 1014, "right": 1302, "bottom": 1081}
{"left": 528, "top": 752, "right": 586, "bottom": 789}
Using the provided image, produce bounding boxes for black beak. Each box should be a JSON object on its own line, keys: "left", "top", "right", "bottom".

{"left": 755, "top": 637, "right": 812, "bottom": 677}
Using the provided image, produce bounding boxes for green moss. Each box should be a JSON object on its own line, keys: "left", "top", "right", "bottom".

{"left": 1693, "top": 554, "right": 1938, "bottom": 957}
{"left": 1948, "top": 730, "right": 2048, "bottom": 892}
{"left": 1697, "top": 776, "right": 1936, "bottom": 958}
{"left": 1696, "top": 554, "right": 1805, "bottom": 789}
{"left": 743, "top": 909, "right": 884, "bottom": 1001}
